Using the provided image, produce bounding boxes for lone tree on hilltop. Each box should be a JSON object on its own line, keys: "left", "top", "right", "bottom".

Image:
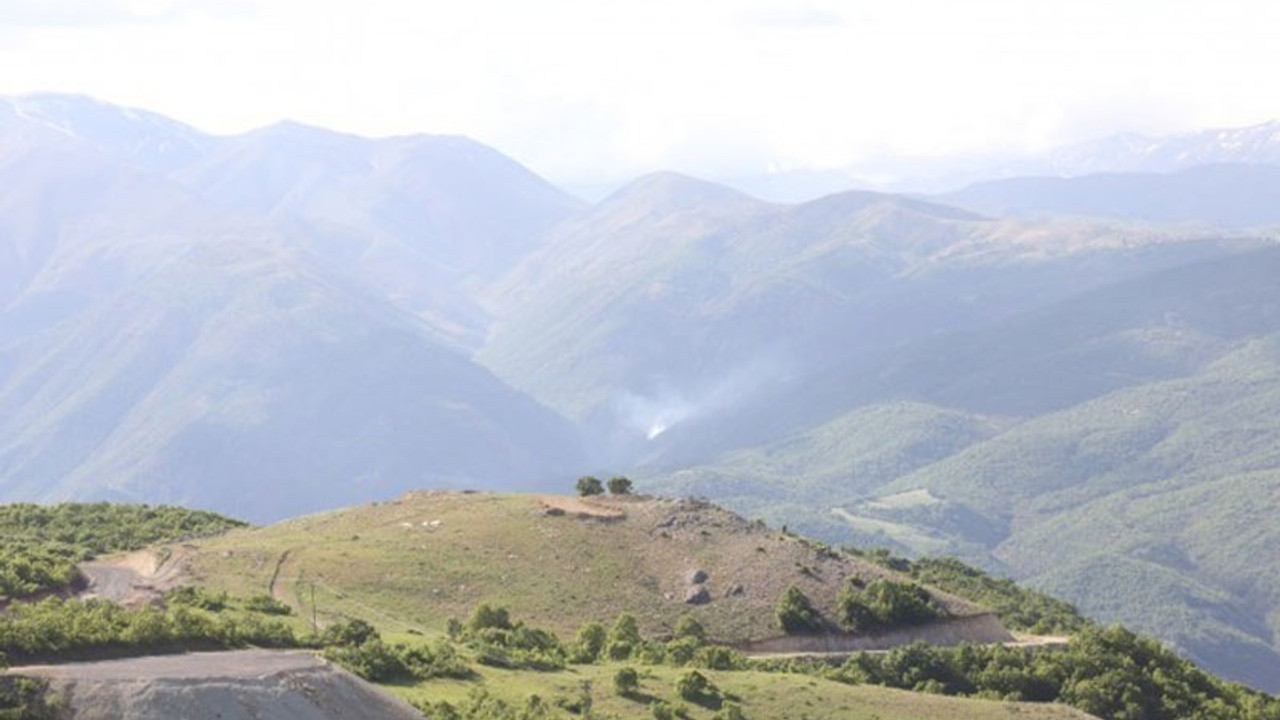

{"left": 576, "top": 476, "right": 604, "bottom": 496}
{"left": 607, "top": 476, "right": 634, "bottom": 495}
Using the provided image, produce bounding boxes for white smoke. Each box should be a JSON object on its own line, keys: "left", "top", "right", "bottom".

{"left": 615, "top": 355, "right": 792, "bottom": 441}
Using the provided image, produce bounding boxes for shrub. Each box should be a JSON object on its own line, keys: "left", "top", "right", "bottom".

{"left": 322, "top": 638, "right": 405, "bottom": 681}
{"left": 571, "top": 620, "right": 607, "bottom": 663}
{"left": 676, "top": 670, "right": 716, "bottom": 702}
{"left": 614, "top": 666, "right": 640, "bottom": 696}
{"left": 576, "top": 476, "right": 604, "bottom": 496}
{"left": 320, "top": 618, "right": 378, "bottom": 647}
{"left": 775, "top": 586, "right": 822, "bottom": 633}
{"left": 673, "top": 615, "right": 706, "bottom": 642}
{"left": 606, "top": 613, "right": 642, "bottom": 659}
{"left": 839, "top": 579, "right": 946, "bottom": 632}
{"left": 242, "top": 594, "right": 292, "bottom": 615}
{"left": 467, "top": 604, "right": 512, "bottom": 632}
{"left": 695, "top": 645, "right": 744, "bottom": 671}
{"left": 665, "top": 636, "right": 701, "bottom": 666}
{"left": 713, "top": 702, "right": 746, "bottom": 720}
{"left": 651, "top": 700, "right": 677, "bottom": 720}
{"left": 607, "top": 476, "right": 634, "bottom": 495}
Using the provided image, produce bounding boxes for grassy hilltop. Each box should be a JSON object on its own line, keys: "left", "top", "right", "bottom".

{"left": 184, "top": 491, "right": 983, "bottom": 641}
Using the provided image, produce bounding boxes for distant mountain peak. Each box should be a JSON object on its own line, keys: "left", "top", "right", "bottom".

{"left": 0, "top": 92, "right": 211, "bottom": 172}
{"left": 1045, "top": 118, "right": 1280, "bottom": 176}
{"left": 599, "top": 171, "right": 766, "bottom": 213}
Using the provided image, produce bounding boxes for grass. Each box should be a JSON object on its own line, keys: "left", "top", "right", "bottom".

{"left": 389, "top": 661, "right": 1096, "bottom": 720}
{"left": 184, "top": 492, "right": 986, "bottom": 644}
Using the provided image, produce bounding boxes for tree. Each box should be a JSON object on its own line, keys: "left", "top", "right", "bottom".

{"left": 572, "top": 620, "right": 607, "bottom": 663}
{"left": 466, "top": 604, "right": 512, "bottom": 632}
{"left": 775, "top": 585, "right": 822, "bottom": 633}
{"left": 576, "top": 476, "right": 604, "bottom": 496}
{"left": 607, "top": 476, "right": 634, "bottom": 495}
{"left": 607, "top": 612, "right": 642, "bottom": 659}
{"left": 613, "top": 666, "right": 640, "bottom": 696}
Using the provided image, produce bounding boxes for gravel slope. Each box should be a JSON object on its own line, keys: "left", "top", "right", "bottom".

{"left": 9, "top": 650, "right": 423, "bottom": 720}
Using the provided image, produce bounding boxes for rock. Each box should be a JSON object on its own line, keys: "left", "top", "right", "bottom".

{"left": 727, "top": 584, "right": 745, "bottom": 597}
{"left": 686, "top": 569, "right": 709, "bottom": 584}
{"left": 684, "top": 586, "right": 711, "bottom": 605}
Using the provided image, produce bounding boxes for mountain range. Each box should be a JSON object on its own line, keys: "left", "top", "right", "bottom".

{"left": 4, "top": 93, "right": 1280, "bottom": 691}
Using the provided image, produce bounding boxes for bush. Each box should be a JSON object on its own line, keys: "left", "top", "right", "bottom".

{"left": 695, "top": 645, "right": 744, "bottom": 671}
{"left": 576, "top": 476, "right": 604, "bottom": 496}
{"left": 712, "top": 702, "right": 746, "bottom": 720}
{"left": 571, "top": 620, "right": 607, "bottom": 663}
{"left": 651, "top": 700, "right": 677, "bottom": 720}
{"left": 775, "top": 586, "right": 822, "bottom": 633}
{"left": 614, "top": 666, "right": 640, "bottom": 696}
{"left": 242, "top": 594, "right": 292, "bottom": 615}
{"left": 676, "top": 670, "right": 716, "bottom": 702}
{"left": 665, "top": 636, "right": 701, "bottom": 666}
{"left": 453, "top": 605, "right": 567, "bottom": 672}
{"left": 606, "top": 613, "right": 642, "bottom": 659}
{"left": 467, "top": 604, "right": 512, "bottom": 632}
{"left": 838, "top": 579, "right": 945, "bottom": 632}
{"left": 607, "top": 476, "right": 634, "bottom": 495}
{"left": 673, "top": 615, "right": 706, "bottom": 642}
{"left": 320, "top": 618, "right": 378, "bottom": 647}
{"left": 322, "top": 638, "right": 406, "bottom": 681}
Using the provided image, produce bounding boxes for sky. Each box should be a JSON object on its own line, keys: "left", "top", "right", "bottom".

{"left": 3, "top": 0, "right": 1280, "bottom": 190}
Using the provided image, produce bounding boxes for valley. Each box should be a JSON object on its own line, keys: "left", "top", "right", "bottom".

{"left": 4, "top": 94, "right": 1280, "bottom": 705}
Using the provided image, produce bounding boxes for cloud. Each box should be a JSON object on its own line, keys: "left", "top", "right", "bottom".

{"left": 0, "top": 0, "right": 251, "bottom": 28}
{"left": 735, "top": 4, "right": 845, "bottom": 30}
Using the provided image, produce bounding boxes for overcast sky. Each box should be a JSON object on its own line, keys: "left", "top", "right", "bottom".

{"left": 3, "top": 0, "right": 1280, "bottom": 188}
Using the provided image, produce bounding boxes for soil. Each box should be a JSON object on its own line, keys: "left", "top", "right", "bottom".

{"left": 7, "top": 650, "right": 423, "bottom": 720}
{"left": 534, "top": 495, "right": 626, "bottom": 519}
{"left": 78, "top": 547, "right": 191, "bottom": 607}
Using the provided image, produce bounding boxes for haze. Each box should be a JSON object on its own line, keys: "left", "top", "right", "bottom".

{"left": 4, "top": 0, "right": 1280, "bottom": 193}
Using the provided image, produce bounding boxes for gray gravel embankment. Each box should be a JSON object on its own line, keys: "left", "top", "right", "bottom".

{"left": 9, "top": 649, "right": 423, "bottom": 720}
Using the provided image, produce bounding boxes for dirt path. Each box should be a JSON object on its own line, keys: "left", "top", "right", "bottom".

{"left": 745, "top": 634, "right": 1073, "bottom": 660}
{"left": 268, "top": 549, "right": 294, "bottom": 602}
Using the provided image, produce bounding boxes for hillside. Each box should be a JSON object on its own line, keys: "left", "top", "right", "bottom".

{"left": 9, "top": 94, "right": 1280, "bottom": 697}
{"left": 11, "top": 651, "right": 425, "bottom": 720}
{"left": 181, "top": 491, "right": 990, "bottom": 644}
{"left": 644, "top": 246, "right": 1280, "bottom": 690}
{"left": 480, "top": 171, "right": 1238, "bottom": 441}
{"left": 0, "top": 95, "right": 583, "bottom": 521}
{"left": 940, "top": 163, "right": 1280, "bottom": 228}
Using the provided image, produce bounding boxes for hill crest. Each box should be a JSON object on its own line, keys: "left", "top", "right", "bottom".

{"left": 183, "top": 491, "right": 997, "bottom": 646}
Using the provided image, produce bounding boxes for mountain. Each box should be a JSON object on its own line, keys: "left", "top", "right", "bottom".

{"left": 643, "top": 244, "right": 1280, "bottom": 691}
{"left": 0, "top": 95, "right": 584, "bottom": 521}
{"left": 1042, "top": 120, "right": 1280, "bottom": 176}
{"left": 940, "top": 163, "right": 1280, "bottom": 228}
{"left": 477, "top": 168, "right": 1280, "bottom": 688}
{"left": 481, "top": 171, "right": 1245, "bottom": 457}
{"left": 8, "top": 94, "right": 1280, "bottom": 694}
